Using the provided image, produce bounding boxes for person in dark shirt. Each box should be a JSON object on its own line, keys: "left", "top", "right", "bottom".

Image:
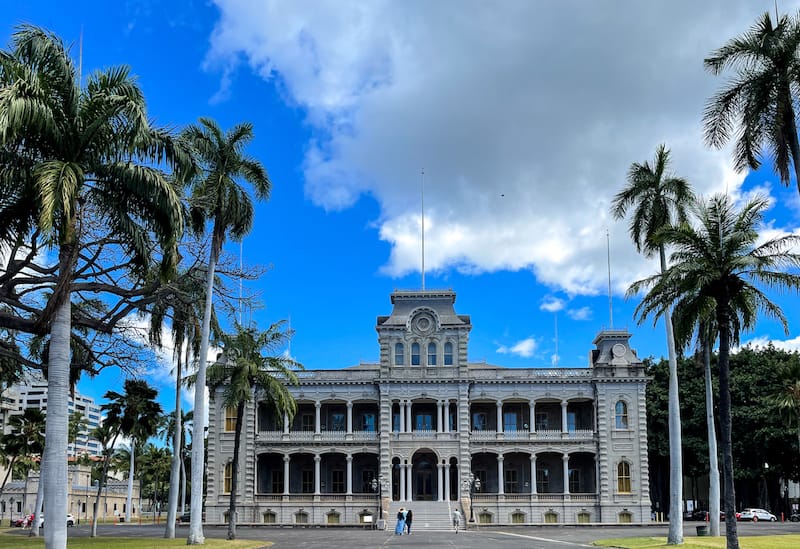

{"left": 404, "top": 509, "right": 413, "bottom": 534}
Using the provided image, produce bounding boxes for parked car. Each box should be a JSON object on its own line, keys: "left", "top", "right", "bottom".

{"left": 179, "top": 513, "right": 191, "bottom": 523}
{"left": 11, "top": 514, "right": 33, "bottom": 527}
{"left": 738, "top": 508, "right": 777, "bottom": 522}
{"left": 789, "top": 511, "right": 800, "bottom": 522}
{"left": 39, "top": 514, "right": 75, "bottom": 528}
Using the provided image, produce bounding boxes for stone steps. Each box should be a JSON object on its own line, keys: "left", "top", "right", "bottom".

{"left": 388, "top": 501, "right": 454, "bottom": 532}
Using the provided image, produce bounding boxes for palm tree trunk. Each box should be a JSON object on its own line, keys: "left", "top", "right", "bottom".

{"left": 227, "top": 400, "right": 245, "bottom": 540}
{"left": 704, "top": 335, "right": 721, "bottom": 537}
{"left": 181, "top": 452, "right": 187, "bottom": 514}
{"left": 785, "top": 98, "right": 800, "bottom": 195}
{"left": 717, "top": 307, "right": 740, "bottom": 549}
{"left": 29, "top": 465, "right": 44, "bottom": 537}
{"left": 165, "top": 356, "right": 182, "bottom": 538}
{"left": 0, "top": 456, "right": 17, "bottom": 496}
{"left": 43, "top": 291, "right": 71, "bottom": 549}
{"left": 126, "top": 444, "right": 135, "bottom": 523}
{"left": 188, "top": 233, "right": 220, "bottom": 545}
{"left": 660, "top": 247, "right": 683, "bottom": 544}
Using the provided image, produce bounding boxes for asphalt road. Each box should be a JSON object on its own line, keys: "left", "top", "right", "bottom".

{"left": 6, "top": 521, "right": 800, "bottom": 548}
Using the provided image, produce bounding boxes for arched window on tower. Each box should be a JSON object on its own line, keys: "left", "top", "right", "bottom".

{"left": 617, "top": 462, "right": 631, "bottom": 493}
{"left": 394, "top": 343, "right": 404, "bottom": 366}
{"left": 444, "top": 342, "right": 454, "bottom": 365}
{"left": 427, "top": 342, "right": 437, "bottom": 366}
{"left": 615, "top": 400, "right": 629, "bottom": 430}
{"left": 411, "top": 343, "right": 421, "bottom": 366}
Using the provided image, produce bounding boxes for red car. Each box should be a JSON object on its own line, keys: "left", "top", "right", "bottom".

{"left": 12, "top": 514, "right": 34, "bottom": 527}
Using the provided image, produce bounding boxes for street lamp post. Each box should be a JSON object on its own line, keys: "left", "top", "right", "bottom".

{"left": 462, "top": 475, "right": 481, "bottom": 523}
{"left": 9, "top": 497, "right": 14, "bottom": 528}
{"left": 371, "top": 474, "right": 387, "bottom": 530}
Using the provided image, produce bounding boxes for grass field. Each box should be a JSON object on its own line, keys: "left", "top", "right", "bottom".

{"left": 594, "top": 534, "right": 800, "bottom": 548}
{"left": 0, "top": 532, "right": 271, "bottom": 548}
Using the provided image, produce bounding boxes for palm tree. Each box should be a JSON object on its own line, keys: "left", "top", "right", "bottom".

{"left": 611, "top": 144, "right": 693, "bottom": 544}
{"left": 181, "top": 117, "right": 271, "bottom": 544}
{"left": 206, "top": 321, "right": 300, "bottom": 540}
{"left": 68, "top": 411, "right": 88, "bottom": 458}
{"left": 704, "top": 11, "right": 800, "bottom": 194}
{"left": 0, "top": 26, "right": 184, "bottom": 549}
{"left": 0, "top": 408, "right": 46, "bottom": 496}
{"left": 102, "top": 379, "right": 163, "bottom": 524}
{"left": 138, "top": 443, "right": 172, "bottom": 520}
{"left": 631, "top": 193, "right": 800, "bottom": 549}
{"left": 88, "top": 423, "right": 122, "bottom": 537}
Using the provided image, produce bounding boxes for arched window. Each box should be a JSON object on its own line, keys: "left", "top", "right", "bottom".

{"left": 224, "top": 462, "right": 233, "bottom": 494}
{"left": 444, "top": 342, "right": 454, "bottom": 365}
{"left": 394, "top": 343, "right": 404, "bottom": 366}
{"left": 615, "top": 400, "right": 629, "bottom": 430}
{"left": 411, "top": 343, "right": 421, "bottom": 366}
{"left": 427, "top": 342, "right": 437, "bottom": 366}
{"left": 617, "top": 462, "right": 631, "bottom": 493}
{"left": 225, "top": 406, "right": 237, "bottom": 432}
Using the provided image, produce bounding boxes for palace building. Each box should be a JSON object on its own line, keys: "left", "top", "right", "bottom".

{"left": 205, "top": 289, "right": 651, "bottom": 527}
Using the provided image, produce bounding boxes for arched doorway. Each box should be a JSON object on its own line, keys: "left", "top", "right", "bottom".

{"left": 411, "top": 450, "right": 438, "bottom": 501}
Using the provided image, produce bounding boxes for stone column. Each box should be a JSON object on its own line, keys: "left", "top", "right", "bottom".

{"left": 563, "top": 454, "right": 570, "bottom": 494}
{"left": 398, "top": 401, "right": 405, "bottom": 433}
{"left": 437, "top": 401, "right": 443, "bottom": 433}
{"left": 406, "top": 400, "right": 413, "bottom": 432}
{"left": 315, "top": 401, "right": 321, "bottom": 435}
{"left": 346, "top": 455, "right": 353, "bottom": 495}
{"left": 497, "top": 455, "right": 505, "bottom": 495}
{"left": 529, "top": 402, "right": 535, "bottom": 433}
{"left": 399, "top": 464, "right": 406, "bottom": 501}
{"left": 283, "top": 411, "right": 289, "bottom": 434}
{"left": 496, "top": 401, "right": 503, "bottom": 433}
{"left": 444, "top": 463, "right": 451, "bottom": 500}
{"left": 561, "top": 401, "right": 568, "bottom": 434}
{"left": 346, "top": 401, "right": 353, "bottom": 434}
{"left": 283, "top": 455, "right": 290, "bottom": 495}
{"left": 444, "top": 401, "right": 450, "bottom": 433}
{"left": 314, "top": 455, "right": 321, "bottom": 495}
{"left": 406, "top": 462, "right": 413, "bottom": 501}
{"left": 530, "top": 455, "right": 537, "bottom": 494}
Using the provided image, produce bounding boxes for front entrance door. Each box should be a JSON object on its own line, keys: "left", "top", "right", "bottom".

{"left": 412, "top": 450, "right": 437, "bottom": 501}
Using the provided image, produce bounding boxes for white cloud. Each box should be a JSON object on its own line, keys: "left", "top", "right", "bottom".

{"left": 206, "top": 0, "right": 800, "bottom": 295}
{"left": 496, "top": 337, "right": 536, "bottom": 358}
{"left": 567, "top": 307, "right": 592, "bottom": 321}
{"left": 540, "top": 297, "right": 565, "bottom": 313}
{"left": 740, "top": 335, "right": 800, "bottom": 353}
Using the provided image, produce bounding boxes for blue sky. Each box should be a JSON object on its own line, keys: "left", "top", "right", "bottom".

{"left": 3, "top": 1, "right": 800, "bottom": 415}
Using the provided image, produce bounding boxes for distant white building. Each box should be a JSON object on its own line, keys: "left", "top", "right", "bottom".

{"left": 9, "top": 376, "right": 104, "bottom": 457}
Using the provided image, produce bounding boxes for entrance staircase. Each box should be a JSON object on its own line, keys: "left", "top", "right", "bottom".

{"left": 387, "top": 500, "right": 454, "bottom": 532}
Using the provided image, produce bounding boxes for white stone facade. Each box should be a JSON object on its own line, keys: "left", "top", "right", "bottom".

{"left": 206, "top": 290, "right": 651, "bottom": 525}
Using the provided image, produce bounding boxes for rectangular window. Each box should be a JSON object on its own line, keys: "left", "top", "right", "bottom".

{"left": 567, "top": 412, "right": 577, "bottom": 432}
{"left": 444, "top": 343, "right": 454, "bottom": 365}
{"left": 415, "top": 414, "right": 433, "bottom": 431}
{"left": 331, "top": 413, "right": 345, "bottom": 431}
{"left": 362, "top": 413, "right": 376, "bottom": 432}
{"left": 535, "top": 412, "right": 549, "bottom": 430}
{"left": 536, "top": 468, "right": 550, "bottom": 493}
{"left": 617, "top": 463, "right": 631, "bottom": 493}
{"left": 503, "top": 412, "right": 518, "bottom": 431}
{"left": 302, "top": 470, "right": 314, "bottom": 493}
{"left": 411, "top": 344, "right": 421, "bottom": 366}
{"left": 301, "top": 414, "right": 314, "bottom": 431}
{"left": 475, "top": 470, "right": 488, "bottom": 491}
{"left": 472, "top": 412, "right": 487, "bottom": 430}
{"left": 504, "top": 469, "right": 518, "bottom": 493}
{"left": 331, "top": 470, "right": 345, "bottom": 493}
{"left": 271, "top": 470, "right": 284, "bottom": 493}
{"left": 224, "top": 407, "right": 237, "bottom": 432}
{"left": 427, "top": 344, "right": 437, "bottom": 366}
{"left": 362, "top": 470, "right": 376, "bottom": 492}
{"left": 224, "top": 463, "right": 233, "bottom": 494}
{"left": 392, "top": 412, "right": 400, "bottom": 432}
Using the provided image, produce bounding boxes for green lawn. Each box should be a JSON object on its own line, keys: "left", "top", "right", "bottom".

{"left": 594, "top": 534, "right": 800, "bottom": 549}
{"left": 0, "top": 532, "right": 271, "bottom": 548}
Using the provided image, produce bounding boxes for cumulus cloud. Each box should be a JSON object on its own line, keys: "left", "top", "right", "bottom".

{"left": 206, "top": 0, "right": 800, "bottom": 295}
{"left": 739, "top": 335, "right": 800, "bottom": 353}
{"left": 567, "top": 307, "right": 593, "bottom": 321}
{"left": 496, "top": 337, "right": 536, "bottom": 358}
{"left": 540, "top": 297, "right": 565, "bottom": 313}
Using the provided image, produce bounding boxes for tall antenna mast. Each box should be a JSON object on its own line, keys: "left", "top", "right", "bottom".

{"left": 607, "top": 229, "right": 614, "bottom": 329}
{"left": 78, "top": 26, "right": 83, "bottom": 85}
{"left": 421, "top": 168, "right": 425, "bottom": 291}
{"left": 554, "top": 312, "right": 559, "bottom": 367}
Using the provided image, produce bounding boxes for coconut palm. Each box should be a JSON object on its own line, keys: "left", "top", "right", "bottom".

{"left": 68, "top": 411, "right": 88, "bottom": 458}
{"left": 611, "top": 144, "right": 693, "bottom": 544}
{"left": 181, "top": 117, "right": 270, "bottom": 544}
{"left": 102, "top": 379, "right": 163, "bottom": 524}
{"left": 205, "top": 321, "right": 300, "bottom": 540}
{"left": 631, "top": 193, "right": 800, "bottom": 549}
{"left": 0, "top": 26, "right": 184, "bottom": 549}
{"left": 88, "top": 422, "right": 121, "bottom": 537}
{"left": 771, "top": 360, "right": 800, "bottom": 463}
{"left": 704, "top": 11, "right": 800, "bottom": 194}
{"left": 0, "top": 408, "right": 46, "bottom": 496}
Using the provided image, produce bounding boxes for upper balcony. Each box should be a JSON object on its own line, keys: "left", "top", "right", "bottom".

{"left": 469, "top": 429, "right": 595, "bottom": 442}
{"left": 256, "top": 430, "right": 379, "bottom": 444}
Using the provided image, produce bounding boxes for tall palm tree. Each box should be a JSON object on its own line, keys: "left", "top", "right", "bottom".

{"left": 102, "top": 379, "right": 163, "bottom": 524}
{"left": 611, "top": 144, "right": 693, "bottom": 544}
{"left": 138, "top": 443, "right": 172, "bottom": 520}
{"left": 631, "top": 193, "right": 800, "bottom": 549}
{"left": 0, "top": 408, "right": 46, "bottom": 496}
{"left": 181, "top": 117, "right": 271, "bottom": 544}
{"left": 704, "top": 11, "right": 800, "bottom": 194}
{"left": 0, "top": 26, "right": 184, "bottom": 549}
{"left": 148, "top": 266, "right": 211, "bottom": 538}
{"left": 68, "top": 411, "right": 88, "bottom": 458}
{"left": 206, "top": 321, "right": 300, "bottom": 540}
{"left": 88, "top": 423, "right": 121, "bottom": 537}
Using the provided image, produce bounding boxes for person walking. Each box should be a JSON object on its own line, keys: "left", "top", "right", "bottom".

{"left": 453, "top": 509, "right": 462, "bottom": 533}
{"left": 394, "top": 508, "right": 406, "bottom": 535}
{"left": 404, "top": 509, "right": 413, "bottom": 535}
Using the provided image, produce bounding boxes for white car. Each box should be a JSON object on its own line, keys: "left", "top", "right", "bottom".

{"left": 38, "top": 514, "right": 76, "bottom": 527}
{"left": 738, "top": 508, "right": 777, "bottom": 522}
